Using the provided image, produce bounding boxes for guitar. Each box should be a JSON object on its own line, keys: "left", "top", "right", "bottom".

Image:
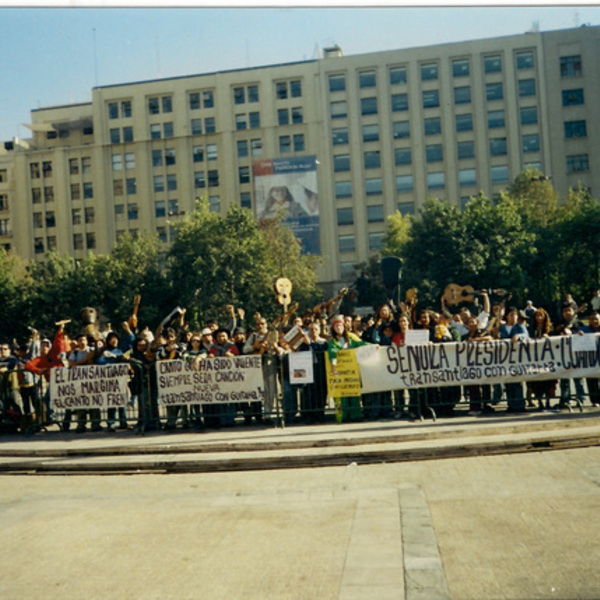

{"left": 274, "top": 278, "right": 292, "bottom": 312}
{"left": 312, "top": 288, "right": 349, "bottom": 317}
{"left": 442, "top": 284, "right": 509, "bottom": 307}
{"left": 128, "top": 294, "right": 141, "bottom": 330}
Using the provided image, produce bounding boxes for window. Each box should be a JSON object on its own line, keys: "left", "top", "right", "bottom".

{"left": 279, "top": 136, "right": 291, "bottom": 154}
{"left": 32, "top": 188, "right": 41, "bottom": 204}
{"left": 115, "top": 205, "right": 125, "bottom": 220}
{"left": 491, "top": 165, "right": 509, "bottom": 184}
{"left": 126, "top": 178, "right": 137, "bottom": 195}
{"left": 110, "top": 128, "right": 120, "bottom": 144}
{"left": 206, "top": 144, "right": 217, "bottom": 161}
{"left": 189, "top": 93, "right": 200, "bottom": 110}
{"left": 331, "top": 101, "right": 348, "bottom": 119}
{"left": 389, "top": 66, "right": 407, "bottom": 85}
{"left": 459, "top": 168, "right": 476, "bottom": 187}
{"left": 560, "top": 55, "right": 582, "bottom": 78}
{"left": 457, "top": 141, "right": 475, "bottom": 159}
{"left": 150, "top": 124, "right": 161, "bottom": 139}
{"left": 369, "top": 232, "right": 385, "bottom": 251}
{"left": 247, "top": 85, "right": 259, "bottom": 103}
{"left": 391, "top": 93, "right": 408, "bottom": 112}
{"left": 191, "top": 119, "right": 202, "bottom": 135}
{"left": 42, "top": 161, "right": 52, "bottom": 177}
{"left": 426, "top": 144, "right": 443, "bottom": 163}
{"left": 163, "top": 123, "right": 174, "bottom": 138}
{"left": 566, "top": 154, "right": 589, "bottom": 173}
{"left": 423, "top": 90, "right": 440, "bottom": 108}
{"left": 152, "top": 150, "right": 163, "bottom": 167}
{"left": 394, "top": 148, "right": 412, "bottom": 166}
{"left": 490, "top": 138, "right": 507, "bottom": 156}
{"left": 123, "top": 127, "right": 133, "bottom": 143}
{"left": 486, "top": 82, "right": 503, "bottom": 101}
{"left": 85, "top": 207, "right": 94, "bottom": 224}
{"left": 69, "top": 159, "right": 79, "bottom": 175}
{"left": 108, "top": 102, "right": 119, "bottom": 119}
{"left": 522, "top": 134, "right": 540, "bottom": 153}
{"left": 194, "top": 171, "right": 206, "bottom": 188}
{"left": 251, "top": 139, "right": 262, "bottom": 157}
{"left": 166, "top": 174, "right": 177, "bottom": 191}
{"left": 168, "top": 199, "right": 179, "bottom": 216}
{"left": 86, "top": 233, "right": 96, "bottom": 250}
{"left": 73, "top": 234, "right": 83, "bottom": 250}
{"left": 249, "top": 113, "right": 260, "bottom": 129}
{"left": 81, "top": 157, "right": 91, "bottom": 174}
{"left": 291, "top": 107, "right": 303, "bottom": 124}
{"left": 516, "top": 51, "right": 534, "bottom": 70}
{"left": 367, "top": 205, "right": 384, "bottom": 223}
{"left": 396, "top": 175, "right": 413, "bottom": 193}
{"left": 518, "top": 79, "right": 536, "bottom": 97}
{"left": 164, "top": 149, "right": 175, "bottom": 166}
{"left": 0, "top": 195, "right": 8, "bottom": 211}
{"left": 337, "top": 207, "right": 354, "bottom": 226}
{"left": 365, "top": 178, "right": 382, "bottom": 196}
{"left": 421, "top": 63, "right": 438, "bottom": 81}
{"left": 361, "top": 97, "right": 377, "bottom": 115}
{"left": 332, "top": 128, "right": 348, "bottom": 145}
{"left": 209, "top": 196, "right": 220, "bottom": 213}
{"left": 364, "top": 151, "right": 380, "bottom": 169}
{"left": 33, "top": 212, "right": 43, "bottom": 228}
{"left": 203, "top": 91, "right": 214, "bottom": 108}
{"left": 148, "top": 98, "right": 159, "bottom": 115}
{"left": 157, "top": 227, "right": 167, "bottom": 243}
{"left": 125, "top": 152, "right": 136, "bottom": 169}
{"left": 153, "top": 175, "right": 164, "bottom": 192}
{"left": 334, "top": 154, "right": 350, "bottom": 172}
{"left": 290, "top": 80, "right": 302, "bottom": 98}
{"left": 393, "top": 121, "right": 410, "bottom": 139}
{"left": 488, "top": 110, "right": 505, "bottom": 128}
{"left": 452, "top": 59, "right": 470, "bottom": 77}
{"left": 340, "top": 262, "right": 356, "bottom": 280}
{"left": 205, "top": 117, "right": 216, "bottom": 134}
{"left": 277, "top": 109, "right": 289, "bottom": 126}
{"left": 484, "top": 55, "right": 502, "bottom": 73}
{"left": 239, "top": 166, "right": 251, "bottom": 184}
{"left": 113, "top": 180, "right": 123, "bottom": 196}
{"left": 234, "top": 87, "right": 245, "bottom": 104}
{"left": 112, "top": 155, "right": 123, "bottom": 171}
{"left": 427, "top": 172, "right": 445, "bottom": 190}
{"left": 155, "top": 200, "right": 166, "bottom": 218}
{"left": 192, "top": 146, "right": 204, "bottom": 163}
{"left": 338, "top": 235, "right": 356, "bottom": 253}
{"left": 424, "top": 117, "right": 441, "bottom": 136}
{"left": 237, "top": 140, "right": 248, "bottom": 158}
{"left": 128, "top": 203, "right": 138, "bottom": 220}
{"left": 329, "top": 74, "right": 346, "bottom": 92}
{"left": 293, "top": 134, "right": 305, "bottom": 152}
{"left": 359, "top": 71, "right": 376, "bottom": 88}
{"left": 335, "top": 181, "right": 352, "bottom": 198}
{"left": 121, "top": 101, "right": 132, "bottom": 118}
{"left": 208, "top": 170, "right": 219, "bottom": 186}
{"left": 562, "top": 88, "right": 584, "bottom": 106}
{"left": 235, "top": 115, "right": 247, "bottom": 131}
{"left": 83, "top": 183, "right": 93, "bottom": 199}
{"left": 276, "top": 82, "right": 288, "bottom": 100}
{"left": 240, "top": 192, "right": 252, "bottom": 209}
{"left": 564, "top": 120, "right": 587, "bottom": 138}
{"left": 520, "top": 106, "right": 538, "bottom": 125}
{"left": 362, "top": 124, "right": 379, "bottom": 142}
{"left": 454, "top": 86, "right": 471, "bottom": 105}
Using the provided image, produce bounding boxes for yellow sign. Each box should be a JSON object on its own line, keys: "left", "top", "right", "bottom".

{"left": 325, "top": 350, "right": 362, "bottom": 398}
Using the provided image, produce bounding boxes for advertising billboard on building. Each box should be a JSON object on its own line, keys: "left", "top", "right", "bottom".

{"left": 253, "top": 155, "right": 320, "bottom": 255}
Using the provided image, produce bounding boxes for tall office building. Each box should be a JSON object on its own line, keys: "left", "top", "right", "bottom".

{"left": 0, "top": 25, "right": 598, "bottom": 293}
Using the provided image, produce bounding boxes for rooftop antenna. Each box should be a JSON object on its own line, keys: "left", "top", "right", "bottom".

{"left": 574, "top": 11, "right": 580, "bottom": 27}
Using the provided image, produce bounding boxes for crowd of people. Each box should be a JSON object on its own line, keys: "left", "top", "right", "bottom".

{"left": 1, "top": 288, "right": 599, "bottom": 434}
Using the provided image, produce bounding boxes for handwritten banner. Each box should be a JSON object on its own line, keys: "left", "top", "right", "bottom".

{"left": 357, "top": 334, "right": 600, "bottom": 394}
{"left": 325, "top": 350, "right": 362, "bottom": 398}
{"left": 156, "top": 357, "right": 264, "bottom": 406}
{"left": 50, "top": 364, "right": 131, "bottom": 410}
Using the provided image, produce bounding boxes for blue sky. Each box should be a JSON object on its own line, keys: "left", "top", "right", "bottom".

{"left": 1, "top": 6, "right": 599, "bottom": 141}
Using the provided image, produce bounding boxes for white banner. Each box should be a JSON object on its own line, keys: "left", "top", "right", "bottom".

{"left": 156, "top": 357, "right": 264, "bottom": 406}
{"left": 357, "top": 335, "right": 600, "bottom": 394}
{"left": 289, "top": 350, "right": 314, "bottom": 384}
{"left": 50, "top": 364, "right": 131, "bottom": 410}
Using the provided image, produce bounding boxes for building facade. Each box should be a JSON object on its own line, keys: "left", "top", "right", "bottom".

{"left": 1, "top": 25, "right": 599, "bottom": 292}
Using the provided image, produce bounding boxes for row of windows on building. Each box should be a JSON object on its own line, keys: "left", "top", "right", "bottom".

{"left": 107, "top": 79, "right": 303, "bottom": 121}
{"left": 327, "top": 53, "right": 581, "bottom": 94}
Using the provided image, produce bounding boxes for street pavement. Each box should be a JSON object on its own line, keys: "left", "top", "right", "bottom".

{"left": 1, "top": 410, "right": 600, "bottom": 599}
